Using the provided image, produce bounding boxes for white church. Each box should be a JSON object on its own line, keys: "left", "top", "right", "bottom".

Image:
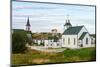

{"left": 62, "top": 19, "right": 95, "bottom": 49}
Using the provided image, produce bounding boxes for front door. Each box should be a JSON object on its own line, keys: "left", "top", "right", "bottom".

{"left": 80, "top": 44, "right": 83, "bottom": 47}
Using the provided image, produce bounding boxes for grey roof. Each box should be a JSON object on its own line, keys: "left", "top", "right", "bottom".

{"left": 79, "top": 32, "right": 87, "bottom": 40}
{"left": 63, "top": 26, "right": 83, "bottom": 35}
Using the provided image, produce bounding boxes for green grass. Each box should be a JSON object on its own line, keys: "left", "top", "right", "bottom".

{"left": 59, "top": 47, "right": 96, "bottom": 62}
{"left": 11, "top": 47, "right": 96, "bottom": 65}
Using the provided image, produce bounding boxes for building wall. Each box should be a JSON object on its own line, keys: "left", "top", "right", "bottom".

{"left": 91, "top": 36, "right": 95, "bottom": 45}
{"left": 78, "top": 27, "right": 87, "bottom": 39}
{"left": 82, "top": 33, "right": 92, "bottom": 48}
{"left": 33, "top": 39, "right": 62, "bottom": 48}
{"left": 62, "top": 35, "right": 78, "bottom": 49}
{"left": 46, "top": 39, "right": 62, "bottom": 48}
{"left": 77, "top": 26, "right": 93, "bottom": 48}
{"left": 44, "top": 40, "right": 49, "bottom": 48}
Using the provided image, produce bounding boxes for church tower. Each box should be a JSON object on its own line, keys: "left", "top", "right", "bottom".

{"left": 26, "top": 17, "right": 31, "bottom": 31}
{"left": 64, "top": 15, "right": 72, "bottom": 30}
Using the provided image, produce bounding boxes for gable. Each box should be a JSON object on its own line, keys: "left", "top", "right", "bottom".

{"left": 79, "top": 32, "right": 87, "bottom": 40}
{"left": 63, "top": 26, "right": 83, "bottom": 35}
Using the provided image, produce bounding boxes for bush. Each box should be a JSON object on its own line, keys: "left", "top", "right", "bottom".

{"left": 12, "top": 31, "right": 28, "bottom": 53}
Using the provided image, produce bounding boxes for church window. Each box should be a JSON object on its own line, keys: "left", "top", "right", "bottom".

{"left": 86, "top": 38, "right": 88, "bottom": 44}
{"left": 57, "top": 44, "right": 59, "bottom": 46}
{"left": 68, "top": 38, "right": 70, "bottom": 45}
{"left": 63, "top": 38, "right": 65, "bottom": 45}
{"left": 74, "top": 38, "right": 75, "bottom": 45}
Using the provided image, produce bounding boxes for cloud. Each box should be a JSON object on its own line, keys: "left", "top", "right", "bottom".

{"left": 12, "top": 1, "right": 95, "bottom": 34}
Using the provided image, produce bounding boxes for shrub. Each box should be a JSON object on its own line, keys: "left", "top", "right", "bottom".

{"left": 12, "top": 31, "right": 28, "bottom": 53}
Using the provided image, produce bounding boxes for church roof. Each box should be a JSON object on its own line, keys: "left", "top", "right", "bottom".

{"left": 79, "top": 32, "right": 87, "bottom": 40}
{"left": 63, "top": 26, "right": 84, "bottom": 35}
{"left": 26, "top": 17, "right": 30, "bottom": 26}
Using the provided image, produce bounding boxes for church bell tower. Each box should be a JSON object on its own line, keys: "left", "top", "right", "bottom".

{"left": 26, "top": 17, "right": 31, "bottom": 31}
{"left": 64, "top": 15, "right": 72, "bottom": 30}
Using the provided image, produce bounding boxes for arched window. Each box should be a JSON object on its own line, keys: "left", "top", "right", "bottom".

{"left": 68, "top": 38, "right": 70, "bottom": 45}
{"left": 74, "top": 38, "right": 75, "bottom": 45}
{"left": 86, "top": 38, "right": 88, "bottom": 44}
{"left": 63, "top": 38, "right": 65, "bottom": 45}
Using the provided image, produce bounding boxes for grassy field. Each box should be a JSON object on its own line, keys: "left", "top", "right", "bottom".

{"left": 11, "top": 47, "right": 96, "bottom": 66}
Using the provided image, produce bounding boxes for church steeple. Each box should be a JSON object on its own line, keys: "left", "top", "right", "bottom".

{"left": 26, "top": 17, "right": 31, "bottom": 31}
{"left": 64, "top": 15, "right": 72, "bottom": 30}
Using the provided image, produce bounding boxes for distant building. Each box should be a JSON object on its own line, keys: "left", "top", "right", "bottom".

{"left": 25, "top": 17, "right": 32, "bottom": 40}
{"left": 51, "top": 29, "right": 57, "bottom": 33}
{"left": 26, "top": 17, "right": 31, "bottom": 31}
{"left": 32, "top": 32, "right": 62, "bottom": 48}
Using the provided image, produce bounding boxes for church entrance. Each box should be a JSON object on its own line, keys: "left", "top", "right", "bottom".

{"left": 80, "top": 44, "right": 83, "bottom": 47}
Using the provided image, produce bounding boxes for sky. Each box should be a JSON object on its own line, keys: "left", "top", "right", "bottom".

{"left": 12, "top": 1, "right": 95, "bottom": 34}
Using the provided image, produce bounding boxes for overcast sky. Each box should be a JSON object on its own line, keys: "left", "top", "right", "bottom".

{"left": 12, "top": 1, "right": 95, "bottom": 34}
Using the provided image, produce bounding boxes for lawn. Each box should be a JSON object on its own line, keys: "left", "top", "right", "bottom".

{"left": 11, "top": 47, "right": 96, "bottom": 66}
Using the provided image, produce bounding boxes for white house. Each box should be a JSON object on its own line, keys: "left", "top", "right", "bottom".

{"left": 45, "top": 39, "right": 62, "bottom": 48}
{"left": 62, "top": 19, "right": 95, "bottom": 49}
{"left": 32, "top": 33, "right": 62, "bottom": 48}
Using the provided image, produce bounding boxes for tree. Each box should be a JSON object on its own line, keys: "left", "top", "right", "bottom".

{"left": 12, "top": 31, "right": 28, "bottom": 53}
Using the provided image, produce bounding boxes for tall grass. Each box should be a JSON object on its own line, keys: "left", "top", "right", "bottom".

{"left": 12, "top": 47, "right": 96, "bottom": 65}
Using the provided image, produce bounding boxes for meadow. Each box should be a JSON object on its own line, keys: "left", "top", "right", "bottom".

{"left": 12, "top": 47, "right": 96, "bottom": 66}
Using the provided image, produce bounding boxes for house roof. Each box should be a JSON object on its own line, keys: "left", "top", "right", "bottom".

{"left": 13, "top": 29, "right": 25, "bottom": 32}
{"left": 79, "top": 32, "right": 87, "bottom": 40}
{"left": 63, "top": 26, "right": 83, "bottom": 35}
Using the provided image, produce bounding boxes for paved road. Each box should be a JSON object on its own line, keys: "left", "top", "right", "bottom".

{"left": 28, "top": 46, "right": 66, "bottom": 52}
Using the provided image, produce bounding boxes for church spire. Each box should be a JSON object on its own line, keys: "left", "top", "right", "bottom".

{"left": 64, "top": 15, "right": 72, "bottom": 30}
{"left": 26, "top": 17, "right": 30, "bottom": 26}
{"left": 26, "top": 17, "right": 31, "bottom": 31}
